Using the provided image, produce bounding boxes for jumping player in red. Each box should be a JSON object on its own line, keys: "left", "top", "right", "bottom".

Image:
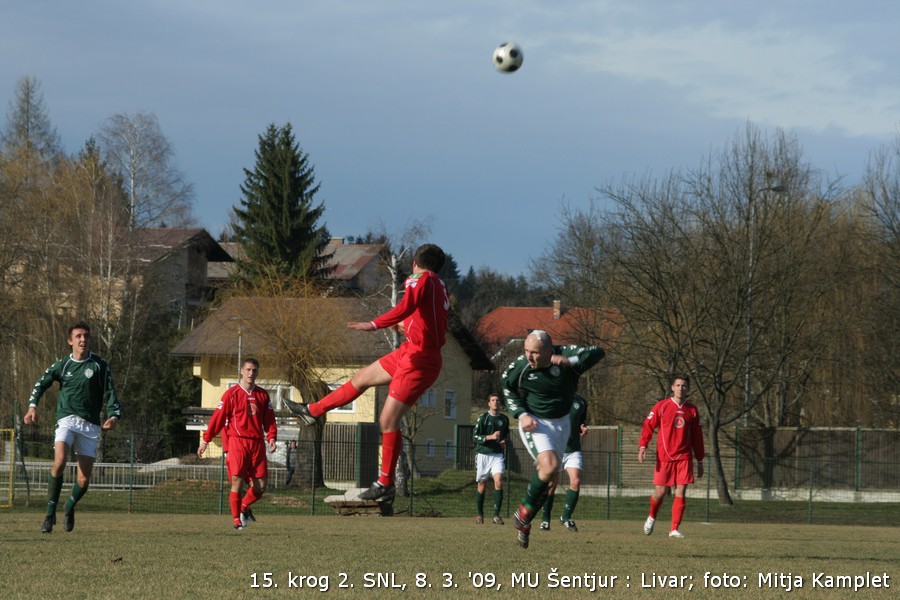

{"left": 285, "top": 243, "right": 449, "bottom": 505}
{"left": 638, "top": 373, "right": 704, "bottom": 538}
{"left": 198, "top": 357, "right": 277, "bottom": 530}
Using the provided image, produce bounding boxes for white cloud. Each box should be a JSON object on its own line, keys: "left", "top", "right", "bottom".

{"left": 555, "top": 21, "right": 899, "bottom": 137}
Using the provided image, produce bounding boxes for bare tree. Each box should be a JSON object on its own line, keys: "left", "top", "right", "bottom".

{"left": 97, "top": 112, "right": 194, "bottom": 229}
{"left": 539, "top": 124, "right": 847, "bottom": 504}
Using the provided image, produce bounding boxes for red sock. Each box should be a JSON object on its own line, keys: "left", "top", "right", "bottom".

{"left": 242, "top": 486, "right": 261, "bottom": 510}
{"left": 377, "top": 430, "right": 402, "bottom": 487}
{"left": 310, "top": 381, "right": 362, "bottom": 416}
{"left": 671, "top": 496, "right": 685, "bottom": 530}
{"left": 649, "top": 496, "right": 662, "bottom": 518}
{"left": 229, "top": 491, "right": 241, "bottom": 520}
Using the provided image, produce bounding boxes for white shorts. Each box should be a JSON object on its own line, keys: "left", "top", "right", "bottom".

{"left": 475, "top": 453, "right": 505, "bottom": 482}
{"left": 518, "top": 414, "right": 571, "bottom": 469}
{"left": 55, "top": 415, "right": 101, "bottom": 458}
{"left": 561, "top": 450, "right": 583, "bottom": 471}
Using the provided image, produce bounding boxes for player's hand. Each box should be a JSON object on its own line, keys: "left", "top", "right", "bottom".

{"left": 23, "top": 407, "right": 37, "bottom": 426}
{"left": 347, "top": 321, "right": 375, "bottom": 331}
{"left": 550, "top": 355, "right": 570, "bottom": 367}
{"left": 519, "top": 414, "right": 537, "bottom": 432}
{"left": 580, "top": 424, "right": 588, "bottom": 437}
{"left": 197, "top": 441, "right": 208, "bottom": 459}
{"left": 267, "top": 440, "right": 277, "bottom": 453}
{"left": 101, "top": 416, "right": 119, "bottom": 431}
{"left": 638, "top": 447, "right": 647, "bottom": 463}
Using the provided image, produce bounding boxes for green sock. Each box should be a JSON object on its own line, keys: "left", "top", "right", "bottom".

{"left": 475, "top": 491, "right": 485, "bottom": 517}
{"left": 542, "top": 493, "right": 555, "bottom": 522}
{"left": 523, "top": 473, "right": 549, "bottom": 512}
{"left": 492, "top": 489, "right": 503, "bottom": 517}
{"left": 561, "top": 488, "right": 580, "bottom": 521}
{"left": 47, "top": 475, "right": 64, "bottom": 516}
{"left": 64, "top": 483, "right": 88, "bottom": 512}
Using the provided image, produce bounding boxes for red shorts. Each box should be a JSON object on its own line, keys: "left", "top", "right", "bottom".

{"left": 226, "top": 436, "right": 269, "bottom": 481}
{"left": 378, "top": 345, "right": 442, "bottom": 406}
{"left": 654, "top": 458, "right": 694, "bottom": 486}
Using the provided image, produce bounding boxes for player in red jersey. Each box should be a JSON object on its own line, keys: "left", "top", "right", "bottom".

{"left": 198, "top": 358, "right": 277, "bottom": 530}
{"left": 638, "top": 374, "right": 705, "bottom": 538}
{"left": 285, "top": 244, "right": 449, "bottom": 505}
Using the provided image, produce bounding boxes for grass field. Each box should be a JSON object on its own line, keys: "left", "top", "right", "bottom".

{"left": 1, "top": 510, "right": 896, "bottom": 599}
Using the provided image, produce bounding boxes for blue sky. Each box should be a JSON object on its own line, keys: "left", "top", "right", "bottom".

{"left": 2, "top": 1, "right": 898, "bottom": 276}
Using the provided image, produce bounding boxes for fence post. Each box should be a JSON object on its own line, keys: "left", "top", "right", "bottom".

{"left": 605, "top": 451, "right": 611, "bottom": 520}
{"left": 734, "top": 426, "right": 741, "bottom": 491}
{"left": 807, "top": 461, "right": 814, "bottom": 525}
{"left": 310, "top": 440, "right": 316, "bottom": 516}
{"left": 704, "top": 454, "right": 711, "bottom": 524}
{"left": 855, "top": 426, "right": 861, "bottom": 492}
{"left": 218, "top": 450, "right": 226, "bottom": 515}
{"left": 128, "top": 433, "right": 135, "bottom": 512}
{"left": 616, "top": 425, "right": 622, "bottom": 488}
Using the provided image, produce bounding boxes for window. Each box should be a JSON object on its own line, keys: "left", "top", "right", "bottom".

{"left": 327, "top": 381, "right": 356, "bottom": 413}
{"left": 425, "top": 439, "right": 435, "bottom": 458}
{"left": 419, "top": 388, "right": 436, "bottom": 408}
{"left": 445, "top": 440, "right": 454, "bottom": 459}
{"left": 443, "top": 389, "right": 457, "bottom": 419}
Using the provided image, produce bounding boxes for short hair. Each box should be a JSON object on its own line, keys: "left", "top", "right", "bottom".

{"left": 67, "top": 322, "right": 91, "bottom": 339}
{"left": 243, "top": 357, "right": 260, "bottom": 369}
{"left": 413, "top": 243, "right": 446, "bottom": 273}
{"left": 670, "top": 373, "right": 690, "bottom": 386}
{"left": 487, "top": 393, "right": 501, "bottom": 401}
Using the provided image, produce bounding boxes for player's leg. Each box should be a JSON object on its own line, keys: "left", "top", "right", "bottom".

{"left": 670, "top": 484, "right": 687, "bottom": 536}
{"left": 314, "top": 360, "right": 391, "bottom": 416}
{"left": 561, "top": 464, "right": 582, "bottom": 531}
{"left": 491, "top": 469, "right": 504, "bottom": 523}
{"left": 475, "top": 476, "right": 487, "bottom": 523}
{"left": 540, "top": 478, "right": 557, "bottom": 529}
{"left": 43, "top": 437, "right": 69, "bottom": 532}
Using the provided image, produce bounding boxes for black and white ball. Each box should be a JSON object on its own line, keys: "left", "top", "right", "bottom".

{"left": 492, "top": 42, "right": 523, "bottom": 73}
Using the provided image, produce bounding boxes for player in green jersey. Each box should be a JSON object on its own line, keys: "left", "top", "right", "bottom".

{"left": 539, "top": 394, "right": 588, "bottom": 532}
{"left": 24, "top": 322, "right": 122, "bottom": 533}
{"left": 502, "top": 330, "right": 604, "bottom": 549}
{"left": 473, "top": 393, "right": 510, "bottom": 525}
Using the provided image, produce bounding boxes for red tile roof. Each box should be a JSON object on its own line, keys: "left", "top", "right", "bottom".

{"left": 477, "top": 302, "right": 619, "bottom": 352}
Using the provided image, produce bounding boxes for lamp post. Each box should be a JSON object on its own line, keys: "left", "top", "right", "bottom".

{"left": 743, "top": 184, "right": 786, "bottom": 427}
{"left": 229, "top": 316, "right": 244, "bottom": 377}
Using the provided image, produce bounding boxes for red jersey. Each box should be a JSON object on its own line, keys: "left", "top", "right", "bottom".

{"left": 204, "top": 384, "right": 277, "bottom": 444}
{"left": 372, "top": 270, "right": 448, "bottom": 354}
{"left": 639, "top": 397, "right": 704, "bottom": 462}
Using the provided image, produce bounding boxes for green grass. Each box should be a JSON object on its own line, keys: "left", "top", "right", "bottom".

{"left": 1, "top": 511, "right": 897, "bottom": 599}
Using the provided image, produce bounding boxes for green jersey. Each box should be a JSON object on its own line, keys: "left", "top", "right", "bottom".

{"left": 566, "top": 395, "right": 588, "bottom": 453}
{"left": 473, "top": 410, "right": 510, "bottom": 455}
{"left": 29, "top": 353, "right": 122, "bottom": 425}
{"left": 502, "top": 345, "right": 604, "bottom": 419}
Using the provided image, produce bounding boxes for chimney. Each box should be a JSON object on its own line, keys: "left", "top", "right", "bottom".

{"left": 553, "top": 300, "right": 561, "bottom": 320}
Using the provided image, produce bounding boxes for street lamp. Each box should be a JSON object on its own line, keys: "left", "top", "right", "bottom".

{"left": 743, "top": 184, "right": 786, "bottom": 427}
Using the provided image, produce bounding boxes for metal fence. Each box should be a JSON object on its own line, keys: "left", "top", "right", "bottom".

{"left": 5, "top": 426, "right": 898, "bottom": 527}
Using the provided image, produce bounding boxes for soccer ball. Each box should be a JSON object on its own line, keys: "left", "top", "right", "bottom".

{"left": 493, "top": 42, "right": 523, "bottom": 73}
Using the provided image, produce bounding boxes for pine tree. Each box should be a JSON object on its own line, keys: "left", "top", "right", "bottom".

{"left": 232, "top": 123, "right": 333, "bottom": 282}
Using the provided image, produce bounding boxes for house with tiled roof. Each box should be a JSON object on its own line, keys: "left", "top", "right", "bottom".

{"left": 129, "top": 227, "right": 232, "bottom": 328}
{"left": 477, "top": 300, "right": 616, "bottom": 358}
{"left": 207, "top": 237, "right": 389, "bottom": 295}
{"left": 172, "top": 295, "right": 493, "bottom": 480}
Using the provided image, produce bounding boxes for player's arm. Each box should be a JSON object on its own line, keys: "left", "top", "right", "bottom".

{"left": 102, "top": 364, "right": 122, "bottom": 430}
{"left": 637, "top": 403, "right": 659, "bottom": 463}
{"left": 198, "top": 396, "right": 229, "bottom": 457}
{"left": 371, "top": 274, "right": 430, "bottom": 330}
{"left": 264, "top": 399, "right": 278, "bottom": 452}
{"left": 472, "top": 414, "right": 486, "bottom": 444}
{"left": 691, "top": 407, "right": 705, "bottom": 463}
{"left": 23, "top": 362, "right": 59, "bottom": 425}
{"left": 557, "top": 345, "right": 605, "bottom": 373}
